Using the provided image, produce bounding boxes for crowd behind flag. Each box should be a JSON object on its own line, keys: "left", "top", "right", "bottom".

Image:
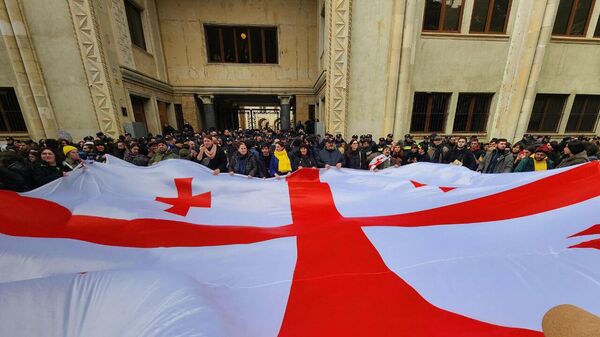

{"left": 0, "top": 120, "right": 599, "bottom": 191}
{"left": 0, "top": 155, "right": 599, "bottom": 336}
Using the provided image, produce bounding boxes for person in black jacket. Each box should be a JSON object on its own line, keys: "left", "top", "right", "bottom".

{"left": 317, "top": 139, "right": 344, "bottom": 169}
{"left": 292, "top": 144, "right": 317, "bottom": 170}
{"left": 344, "top": 140, "right": 368, "bottom": 170}
{"left": 447, "top": 137, "right": 478, "bottom": 171}
{"left": 0, "top": 151, "right": 31, "bottom": 191}
{"left": 228, "top": 142, "right": 260, "bottom": 177}
{"left": 196, "top": 136, "right": 227, "bottom": 175}
{"left": 32, "top": 148, "right": 65, "bottom": 188}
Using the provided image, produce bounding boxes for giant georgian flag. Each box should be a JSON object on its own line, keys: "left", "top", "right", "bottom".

{"left": 1, "top": 156, "right": 599, "bottom": 337}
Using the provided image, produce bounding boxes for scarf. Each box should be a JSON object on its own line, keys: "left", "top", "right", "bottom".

{"left": 274, "top": 149, "right": 292, "bottom": 173}
{"left": 531, "top": 154, "right": 548, "bottom": 171}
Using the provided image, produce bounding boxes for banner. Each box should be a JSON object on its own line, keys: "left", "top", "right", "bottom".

{"left": 1, "top": 156, "right": 599, "bottom": 336}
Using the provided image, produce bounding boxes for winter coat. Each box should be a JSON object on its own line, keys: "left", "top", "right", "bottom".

{"left": 478, "top": 149, "right": 514, "bottom": 173}
{"left": 513, "top": 156, "right": 555, "bottom": 172}
{"left": 0, "top": 160, "right": 31, "bottom": 192}
{"left": 430, "top": 145, "right": 451, "bottom": 163}
{"left": 148, "top": 150, "right": 178, "bottom": 166}
{"left": 555, "top": 151, "right": 589, "bottom": 168}
{"left": 32, "top": 162, "right": 63, "bottom": 188}
{"left": 292, "top": 154, "right": 317, "bottom": 170}
{"left": 317, "top": 148, "right": 344, "bottom": 168}
{"left": 344, "top": 149, "right": 368, "bottom": 170}
{"left": 228, "top": 153, "right": 260, "bottom": 177}
{"left": 257, "top": 154, "right": 272, "bottom": 178}
{"left": 447, "top": 147, "right": 478, "bottom": 171}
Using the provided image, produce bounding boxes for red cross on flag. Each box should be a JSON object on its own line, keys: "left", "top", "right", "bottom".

{"left": 0, "top": 155, "right": 599, "bottom": 337}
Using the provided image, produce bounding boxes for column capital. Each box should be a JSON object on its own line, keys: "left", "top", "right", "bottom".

{"left": 278, "top": 95, "right": 293, "bottom": 105}
{"left": 196, "top": 94, "right": 215, "bottom": 105}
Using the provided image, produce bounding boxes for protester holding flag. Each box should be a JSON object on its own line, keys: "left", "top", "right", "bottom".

{"left": 514, "top": 144, "right": 555, "bottom": 172}
{"left": 447, "top": 137, "right": 477, "bottom": 171}
{"left": 269, "top": 142, "right": 292, "bottom": 177}
{"left": 148, "top": 141, "right": 178, "bottom": 166}
{"left": 369, "top": 146, "right": 393, "bottom": 171}
{"left": 344, "top": 139, "right": 368, "bottom": 170}
{"left": 292, "top": 144, "right": 317, "bottom": 170}
{"left": 228, "top": 142, "right": 260, "bottom": 177}
{"left": 196, "top": 136, "right": 227, "bottom": 175}
{"left": 317, "top": 139, "right": 344, "bottom": 169}
{"left": 32, "top": 148, "right": 65, "bottom": 187}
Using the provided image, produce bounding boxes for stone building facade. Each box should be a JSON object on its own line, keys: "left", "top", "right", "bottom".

{"left": 0, "top": 0, "right": 599, "bottom": 142}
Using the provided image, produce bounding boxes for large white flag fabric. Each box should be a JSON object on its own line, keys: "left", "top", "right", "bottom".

{"left": 0, "top": 156, "right": 599, "bottom": 337}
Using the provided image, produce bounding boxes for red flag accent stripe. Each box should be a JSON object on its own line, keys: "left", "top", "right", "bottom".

{"left": 569, "top": 224, "right": 600, "bottom": 250}
{"left": 357, "top": 162, "right": 600, "bottom": 228}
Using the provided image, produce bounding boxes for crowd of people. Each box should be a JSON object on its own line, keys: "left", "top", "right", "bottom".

{"left": 1, "top": 121, "right": 598, "bottom": 192}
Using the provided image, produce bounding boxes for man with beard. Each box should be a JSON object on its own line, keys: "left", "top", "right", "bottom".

{"left": 447, "top": 137, "right": 477, "bottom": 171}
{"left": 478, "top": 138, "right": 514, "bottom": 173}
{"left": 514, "top": 144, "right": 555, "bottom": 172}
{"left": 317, "top": 139, "right": 344, "bottom": 169}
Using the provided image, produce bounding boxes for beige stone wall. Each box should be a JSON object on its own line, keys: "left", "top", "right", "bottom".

{"left": 19, "top": 0, "right": 99, "bottom": 141}
{"left": 346, "top": 0, "right": 395, "bottom": 136}
{"left": 156, "top": 0, "right": 318, "bottom": 90}
{"left": 0, "top": 38, "right": 15, "bottom": 86}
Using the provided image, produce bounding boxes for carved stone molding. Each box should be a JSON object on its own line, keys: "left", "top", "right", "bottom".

{"left": 67, "top": 0, "right": 120, "bottom": 137}
{"left": 110, "top": 0, "right": 135, "bottom": 68}
{"left": 0, "top": 0, "right": 58, "bottom": 139}
{"left": 326, "top": 0, "right": 352, "bottom": 136}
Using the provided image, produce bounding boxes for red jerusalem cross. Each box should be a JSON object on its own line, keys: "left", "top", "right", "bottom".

{"left": 0, "top": 162, "right": 599, "bottom": 336}
{"left": 155, "top": 177, "right": 211, "bottom": 216}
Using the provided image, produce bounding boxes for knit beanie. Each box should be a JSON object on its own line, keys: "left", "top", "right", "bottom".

{"left": 567, "top": 141, "right": 585, "bottom": 155}
{"left": 62, "top": 145, "right": 78, "bottom": 156}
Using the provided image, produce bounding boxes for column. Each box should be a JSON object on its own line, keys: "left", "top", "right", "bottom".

{"left": 278, "top": 95, "right": 292, "bottom": 131}
{"left": 197, "top": 95, "right": 216, "bottom": 130}
{"left": 489, "top": 0, "right": 557, "bottom": 141}
{"left": 513, "top": 0, "right": 560, "bottom": 140}
{"left": 392, "top": 0, "right": 418, "bottom": 138}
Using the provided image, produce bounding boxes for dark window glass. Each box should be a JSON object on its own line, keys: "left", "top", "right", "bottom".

{"left": 249, "top": 28, "right": 263, "bottom": 63}
{"left": 264, "top": 29, "right": 278, "bottom": 63}
{"left": 553, "top": 0, "right": 573, "bottom": 35}
{"left": 423, "top": 1, "right": 443, "bottom": 30}
{"left": 0, "top": 88, "right": 27, "bottom": 132}
{"left": 470, "top": 0, "right": 511, "bottom": 33}
{"left": 571, "top": 0, "right": 594, "bottom": 35}
{"left": 443, "top": 2, "right": 463, "bottom": 31}
{"left": 235, "top": 28, "right": 250, "bottom": 63}
{"left": 124, "top": 0, "right": 146, "bottom": 50}
{"left": 553, "top": 0, "right": 594, "bottom": 36}
{"left": 527, "top": 94, "right": 568, "bottom": 132}
{"left": 422, "top": 0, "right": 464, "bottom": 32}
{"left": 566, "top": 95, "right": 600, "bottom": 132}
{"left": 410, "top": 92, "right": 451, "bottom": 132}
{"left": 206, "top": 27, "right": 221, "bottom": 62}
{"left": 222, "top": 27, "right": 236, "bottom": 62}
{"left": 596, "top": 19, "right": 600, "bottom": 37}
{"left": 453, "top": 93, "right": 493, "bottom": 132}
{"left": 489, "top": 0, "right": 511, "bottom": 32}
{"left": 205, "top": 26, "right": 277, "bottom": 64}
{"left": 470, "top": 0, "right": 490, "bottom": 32}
